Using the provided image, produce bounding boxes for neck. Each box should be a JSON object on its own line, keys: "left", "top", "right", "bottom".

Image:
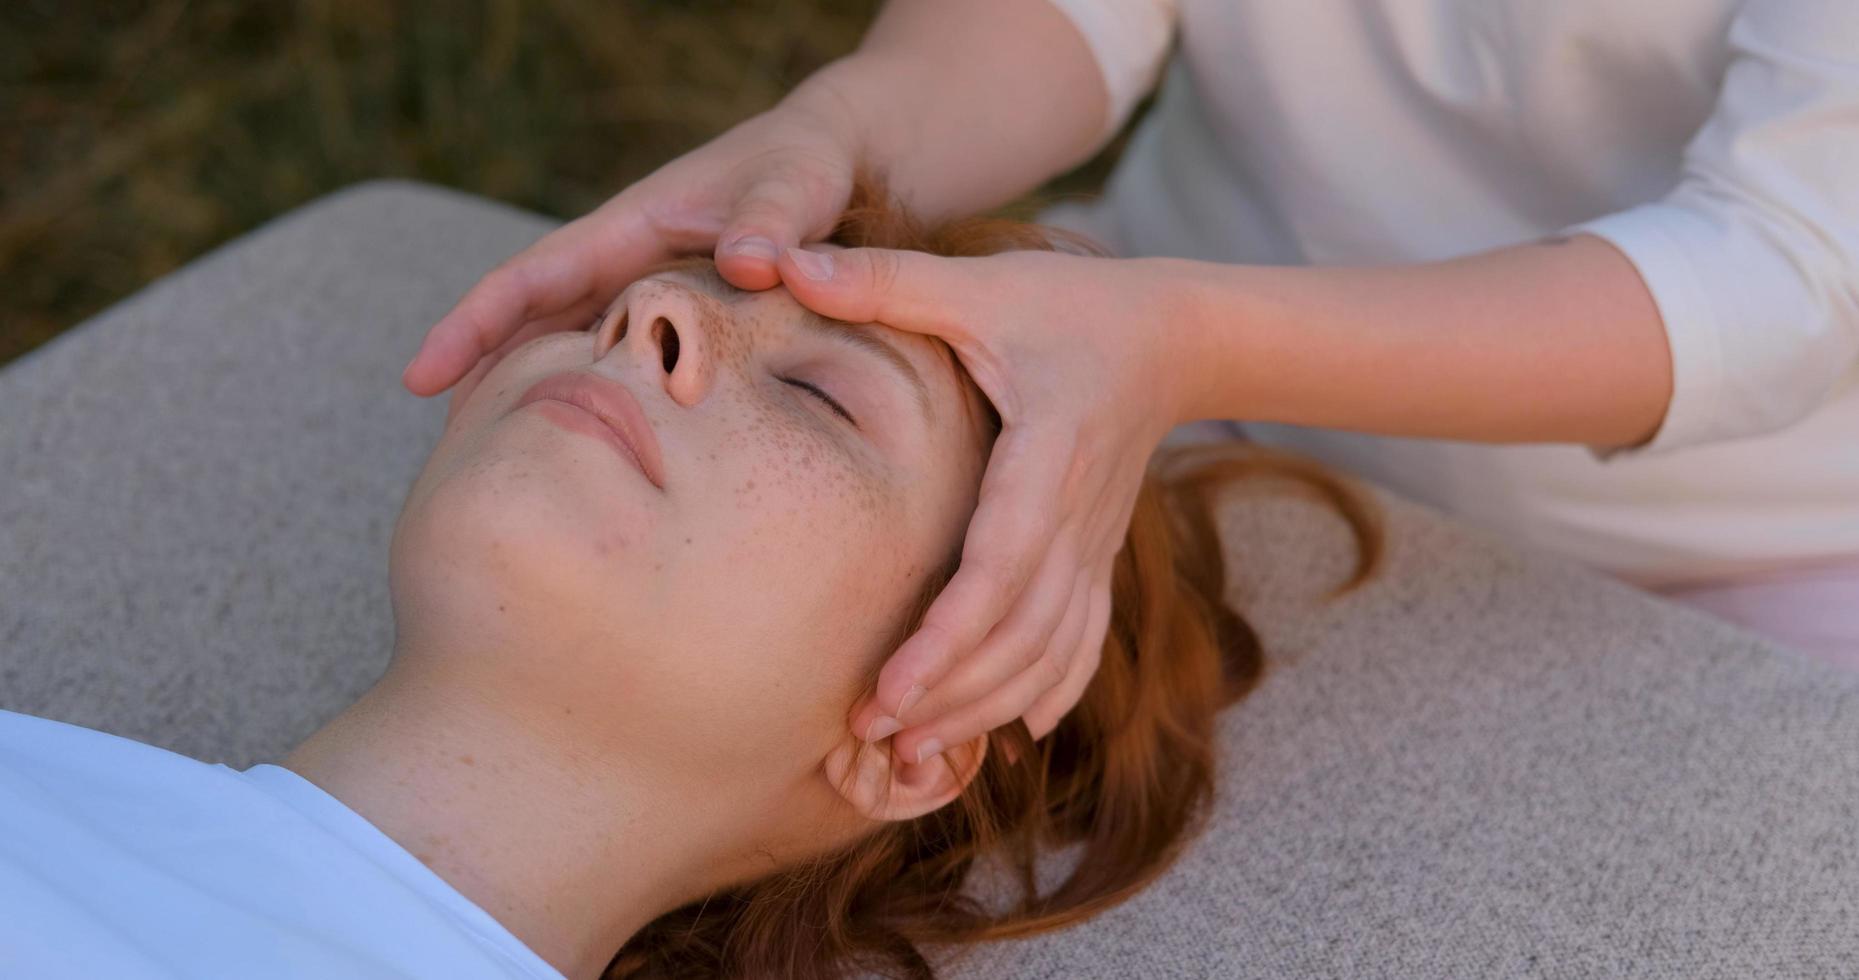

{"left": 281, "top": 664, "right": 716, "bottom": 980}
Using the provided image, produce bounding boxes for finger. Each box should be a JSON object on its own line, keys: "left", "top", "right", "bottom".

{"left": 1021, "top": 563, "right": 1112, "bottom": 740}
{"left": 405, "top": 214, "right": 650, "bottom": 397}
{"left": 777, "top": 247, "right": 980, "bottom": 340}
{"left": 891, "top": 620, "right": 1091, "bottom": 766}
{"left": 866, "top": 429, "right": 1073, "bottom": 724}
{"left": 405, "top": 224, "right": 599, "bottom": 396}
{"left": 1084, "top": 478, "right": 1145, "bottom": 569}
{"left": 891, "top": 544, "right": 1082, "bottom": 728}
{"left": 890, "top": 564, "right": 1092, "bottom": 763}
{"left": 715, "top": 169, "right": 843, "bottom": 292}
{"left": 495, "top": 298, "right": 608, "bottom": 366}
{"left": 443, "top": 298, "right": 605, "bottom": 427}
{"left": 851, "top": 533, "right": 1079, "bottom": 743}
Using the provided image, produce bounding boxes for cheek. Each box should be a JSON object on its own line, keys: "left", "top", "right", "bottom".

{"left": 683, "top": 397, "right": 942, "bottom": 709}
{"left": 718, "top": 380, "right": 894, "bottom": 540}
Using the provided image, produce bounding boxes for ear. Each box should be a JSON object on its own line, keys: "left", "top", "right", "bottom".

{"left": 820, "top": 730, "right": 988, "bottom": 823}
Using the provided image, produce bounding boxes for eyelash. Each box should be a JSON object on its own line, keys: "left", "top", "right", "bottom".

{"left": 780, "top": 377, "right": 859, "bottom": 428}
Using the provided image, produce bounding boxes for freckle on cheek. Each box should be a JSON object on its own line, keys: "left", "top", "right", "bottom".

{"left": 593, "top": 531, "right": 630, "bottom": 558}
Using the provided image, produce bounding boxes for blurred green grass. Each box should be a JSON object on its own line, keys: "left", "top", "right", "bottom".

{"left": 0, "top": 0, "right": 1122, "bottom": 369}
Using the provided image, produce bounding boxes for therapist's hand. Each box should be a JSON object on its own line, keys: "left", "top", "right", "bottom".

{"left": 401, "top": 96, "right": 859, "bottom": 401}
{"left": 777, "top": 246, "right": 1202, "bottom": 763}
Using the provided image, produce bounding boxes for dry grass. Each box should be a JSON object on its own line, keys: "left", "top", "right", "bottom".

{"left": 0, "top": 0, "right": 1123, "bottom": 368}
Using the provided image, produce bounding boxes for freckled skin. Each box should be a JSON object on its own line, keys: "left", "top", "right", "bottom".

{"left": 389, "top": 264, "right": 993, "bottom": 825}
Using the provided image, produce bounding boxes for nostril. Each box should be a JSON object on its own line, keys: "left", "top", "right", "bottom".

{"left": 614, "top": 311, "right": 629, "bottom": 342}
{"left": 653, "top": 317, "right": 680, "bottom": 373}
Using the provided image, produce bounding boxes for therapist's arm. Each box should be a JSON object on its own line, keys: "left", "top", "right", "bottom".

{"left": 800, "top": 0, "right": 1115, "bottom": 220}
{"left": 1174, "top": 233, "right": 1675, "bottom": 450}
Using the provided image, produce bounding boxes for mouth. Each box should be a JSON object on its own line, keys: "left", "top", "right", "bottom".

{"left": 513, "top": 371, "right": 667, "bottom": 490}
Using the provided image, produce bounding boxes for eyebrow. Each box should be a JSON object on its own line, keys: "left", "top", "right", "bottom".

{"left": 643, "top": 257, "right": 935, "bottom": 424}
{"left": 794, "top": 309, "right": 934, "bottom": 423}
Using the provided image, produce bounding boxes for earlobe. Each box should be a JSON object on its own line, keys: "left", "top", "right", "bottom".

{"left": 821, "top": 731, "right": 987, "bottom": 823}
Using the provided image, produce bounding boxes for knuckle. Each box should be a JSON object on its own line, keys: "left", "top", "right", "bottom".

{"left": 755, "top": 148, "right": 842, "bottom": 191}
{"left": 865, "top": 249, "right": 902, "bottom": 297}
{"left": 912, "top": 612, "right": 966, "bottom": 653}
{"left": 1037, "top": 651, "right": 1069, "bottom": 689}
{"left": 897, "top": 619, "right": 966, "bottom": 677}
{"left": 487, "top": 257, "right": 531, "bottom": 293}
{"left": 482, "top": 264, "right": 536, "bottom": 320}
{"left": 875, "top": 657, "right": 921, "bottom": 698}
{"left": 730, "top": 195, "right": 791, "bottom": 228}
{"left": 1013, "top": 631, "right": 1048, "bottom": 670}
{"left": 911, "top": 687, "right": 967, "bottom": 726}
{"left": 979, "top": 698, "right": 1029, "bottom": 735}
{"left": 974, "top": 548, "right": 1033, "bottom": 592}
{"left": 733, "top": 152, "right": 847, "bottom": 234}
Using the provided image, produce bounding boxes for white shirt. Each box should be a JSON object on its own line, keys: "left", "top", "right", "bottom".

{"left": 0, "top": 709, "right": 563, "bottom": 980}
{"left": 1043, "top": 0, "right": 1859, "bottom": 586}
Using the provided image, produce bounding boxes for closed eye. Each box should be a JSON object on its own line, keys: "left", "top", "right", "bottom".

{"left": 780, "top": 377, "right": 859, "bottom": 428}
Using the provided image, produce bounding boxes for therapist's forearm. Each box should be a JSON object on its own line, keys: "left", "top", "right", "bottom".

{"left": 779, "top": 0, "right": 1109, "bottom": 221}
{"left": 1172, "top": 233, "right": 1675, "bottom": 450}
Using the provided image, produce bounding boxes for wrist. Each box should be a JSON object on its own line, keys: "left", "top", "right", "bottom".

{"left": 1144, "top": 257, "right": 1258, "bottom": 426}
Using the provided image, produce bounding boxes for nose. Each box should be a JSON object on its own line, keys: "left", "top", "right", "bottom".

{"left": 593, "top": 281, "right": 715, "bottom": 407}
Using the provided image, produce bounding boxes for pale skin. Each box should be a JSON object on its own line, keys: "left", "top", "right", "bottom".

{"left": 295, "top": 265, "right": 996, "bottom": 980}
{"left": 402, "top": 0, "right": 1673, "bottom": 767}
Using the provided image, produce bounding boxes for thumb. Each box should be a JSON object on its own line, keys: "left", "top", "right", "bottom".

{"left": 715, "top": 173, "right": 843, "bottom": 292}
{"left": 777, "top": 246, "right": 977, "bottom": 340}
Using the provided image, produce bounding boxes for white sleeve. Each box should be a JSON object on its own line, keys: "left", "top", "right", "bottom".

{"left": 1043, "top": 0, "right": 1179, "bottom": 146}
{"left": 1568, "top": 0, "right": 1859, "bottom": 458}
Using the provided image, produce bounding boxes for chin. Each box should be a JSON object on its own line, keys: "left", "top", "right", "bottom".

{"left": 397, "top": 445, "right": 657, "bottom": 635}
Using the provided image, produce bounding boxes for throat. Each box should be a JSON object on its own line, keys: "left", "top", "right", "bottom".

{"left": 278, "top": 666, "right": 715, "bottom": 980}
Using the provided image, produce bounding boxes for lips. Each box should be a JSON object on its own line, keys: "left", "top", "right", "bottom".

{"left": 514, "top": 371, "right": 667, "bottom": 489}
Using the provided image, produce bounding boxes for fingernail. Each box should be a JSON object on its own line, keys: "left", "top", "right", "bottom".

{"left": 785, "top": 247, "right": 834, "bottom": 281}
{"left": 864, "top": 716, "right": 902, "bottom": 741}
{"left": 915, "top": 739, "right": 944, "bottom": 765}
{"left": 896, "top": 685, "right": 926, "bottom": 717}
{"left": 723, "top": 235, "right": 779, "bottom": 262}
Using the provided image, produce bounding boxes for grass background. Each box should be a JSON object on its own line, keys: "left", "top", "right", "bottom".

{"left": 1, "top": 0, "right": 1127, "bottom": 370}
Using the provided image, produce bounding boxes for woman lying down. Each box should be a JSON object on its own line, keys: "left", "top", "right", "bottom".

{"left": 0, "top": 183, "right": 1375, "bottom": 980}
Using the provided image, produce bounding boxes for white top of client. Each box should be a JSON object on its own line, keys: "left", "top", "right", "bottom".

{"left": 1043, "top": 0, "right": 1859, "bottom": 586}
{"left": 0, "top": 709, "right": 561, "bottom": 980}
